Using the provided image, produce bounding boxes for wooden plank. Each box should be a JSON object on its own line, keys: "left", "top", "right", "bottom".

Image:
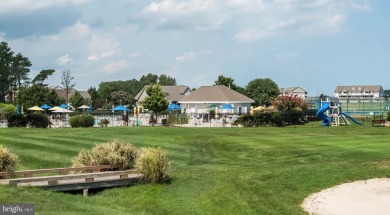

{"left": 8, "top": 170, "right": 136, "bottom": 185}
{"left": 43, "top": 177, "right": 140, "bottom": 192}
{"left": 0, "top": 165, "right": 111, "bottom": 177}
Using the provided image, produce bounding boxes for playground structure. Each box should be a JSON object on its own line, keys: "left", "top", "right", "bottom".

{"left": 317, "top": 96, "right": 362, "bottom": 126}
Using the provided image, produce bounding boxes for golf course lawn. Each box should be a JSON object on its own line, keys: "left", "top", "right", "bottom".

{"left": 1, "top": 125, "right": 390, "bottom": 215}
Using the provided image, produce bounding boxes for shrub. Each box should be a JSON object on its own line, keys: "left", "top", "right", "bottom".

{"left": 0, "top": 103, "right": 16, "bottom": 120}
{"left": 0, "top": 145, "right": 19, "bottom": 174}
{"left": 26, "top": 113, "right": 49, "bottom": 128}
{"left": 387, "top": 111, "right": 390, "bottom": 121}
{"left": 72, "top": 139, "right": 138, "bottom": 170}
{"left": 135, "top": 148, "right": 170, "bottom": 183}
{"left": 167, "top": 113, "right": 188, "bottom": 125}
{"left": 7, "top": 114, "right": 28, "bottom": 127}
{"left": 69, "top": 115, "right": 94, "bottom": 128}
{"left": 234, "top": 111, "right": 282, "bottom": 127}
{"left": 99, "top": 118, "right": 110, "bottom": 127}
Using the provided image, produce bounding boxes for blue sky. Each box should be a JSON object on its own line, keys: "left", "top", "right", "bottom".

{"left": 0, "top": 0, "right": 388, "bottom": 96}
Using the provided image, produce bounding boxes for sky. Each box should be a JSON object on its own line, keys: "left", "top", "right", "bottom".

{"left": 0, "top": 0, "right": 389, "bottom": 96}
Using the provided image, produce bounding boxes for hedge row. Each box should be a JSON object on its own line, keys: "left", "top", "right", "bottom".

{"left": 69, "top": 115, "right": 94, "bottom": 128}
{"left": 234, "top": 110, "right": 307, "bottom": 127}
{"left": 7, "top": 114, "right": 49, "bottom": 128}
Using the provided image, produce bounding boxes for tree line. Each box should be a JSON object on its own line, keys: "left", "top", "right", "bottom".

{"left": 2, "top": 40, "right": 285, "bottom": 112}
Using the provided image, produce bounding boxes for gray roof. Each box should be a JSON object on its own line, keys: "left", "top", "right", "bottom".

{"left": 179, "top": 85, "right": 254, "bottom": 103}
{"left": 335, "top": 85, "right": 383, "bottom": 92}
{"left": 135, "top": 85, "right": 191, "bottom": 102}
{"left": 280, "top": 87, "right": 306, "bottom": 94}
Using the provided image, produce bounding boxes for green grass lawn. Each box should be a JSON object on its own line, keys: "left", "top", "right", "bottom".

{"left": 1, "top": 125, "right": 390, "bottom": 215}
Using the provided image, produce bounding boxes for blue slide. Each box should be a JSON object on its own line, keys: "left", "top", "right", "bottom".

{"left": 341, "top": 112, "right": 363, "bottom": 125}
{"left": 316, "top": 102, "right": 331, "bottom": 126}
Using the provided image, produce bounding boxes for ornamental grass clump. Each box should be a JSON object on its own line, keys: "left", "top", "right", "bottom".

{"left": 0, "top": 145, "right": 19, "bottom": 175}
{"left": 72, "top": 139, "right": 138, "bottom": 170}
{"left": 135, "top": 148, "right": 170, "bottom": 183}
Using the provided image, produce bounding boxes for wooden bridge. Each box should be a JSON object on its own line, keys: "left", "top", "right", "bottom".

{"left": 0, "top": 165, "right": 141, "bottom": 196}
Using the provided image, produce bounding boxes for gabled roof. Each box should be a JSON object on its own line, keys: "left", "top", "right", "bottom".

{"left": 178, "top": 85, "right": 254, "bottom": 103}
{"left": 335, "top": 85, "right": 383, "bottom": 92}
{"left": 135, "top": 85, "right": 191, "bottom": 102}
{"left": 280, "top": 87, "right": 307, "bottom": 94}
{"left": 53, "top": 87, "right": 91, "bottom": 101}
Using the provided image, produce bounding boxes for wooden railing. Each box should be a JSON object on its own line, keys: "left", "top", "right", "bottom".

{"left": 7, "top": 169, "right": 137, "bottom": 186}
{"left": 0, "top": 165, "right": 111, "bottom": 178}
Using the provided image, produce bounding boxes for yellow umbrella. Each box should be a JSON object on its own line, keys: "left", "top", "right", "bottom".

{"left": 250, "top": 106, "right": 254, "bottom": 115}
{"left": 28, "top": 106, "right": 44, "bottom": 111}
{"left": 49, "top": 106, "right": 61, "bottom": 111}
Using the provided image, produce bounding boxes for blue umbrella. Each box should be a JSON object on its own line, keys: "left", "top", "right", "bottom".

{"left": 168, "top": 103, "right": 181, "bottom": 112}
{"left": 16, "top": 105, "right": 20, "bottom": 115}
{"left": 112, "top": 105, "right": 129, "bottom": 111}
{"left": 89, "top": 103, "right": 93, "bottom": 114}
{"left": 60, "top": 104, "right": 69, "bottom": 108}
{"left": 220, "top": 104, "right": 235, "bottom": 110}
{"left": 40, "top": 104, "right": 52, "bottom": 109}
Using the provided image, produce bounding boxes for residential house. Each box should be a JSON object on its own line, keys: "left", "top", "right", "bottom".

{"left": 334, "top": 85, "right": 383, "bottom": 100}
{"left": 178, "top": 85, "right": 254, "bottom": 115}
{"left": 135, "top": 85, "right": 192, "bottom": 111}
{"left": 280, "top": 87, "right": 307, "bottom": 100}
{"left": 53, "top": 86, "right": 91, "bottom": 104}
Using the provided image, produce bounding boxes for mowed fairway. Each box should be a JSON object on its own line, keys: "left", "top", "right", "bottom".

{"left": 1, "top": 126, "right": 390, "bottom": 215}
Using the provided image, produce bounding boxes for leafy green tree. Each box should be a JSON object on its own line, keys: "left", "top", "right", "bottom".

{"left": 32, "top": 69, "right": 55, "bottom": 85}
{"left": 9, "top": 53, "right": 32, "bottom": 102}
{"left": 61, "top": 70, "right": 76, "bottom": 103}
{"left": 141, "top": 84, "right": 169, "bottom": 123}
{"left": 17, "top": 85, "right": 64, "bottom": 108}
{"left": 0, "top": 42, "right": 14, "bottom": 103}
{"left": 88, "top": 87, "right": 103, "bottom": 109}
{"left": 98, "top": 79, "right": 141, "bottom": 106}
{"left": 246, "top": 78, "right": 279, "bottom": 106}
{"left": 158, "top": 74, "right": 176, "bottom": 86}
{"left": 111, "top": 91, "right": 134, "bottom": 106}
{"left": 214, "top": 75, "right": 246, "bottom": 95}
{"left": 70, "top": 91, "right": 84, "bottom": 109}
{"left": 140, "top": 73, "right": 158, "bottom": 86}
{"left": 0, "top": 103, "right": 16, "bottom": 119}
{"left": 383, "top": 90, "right": 390, "bottom": 101}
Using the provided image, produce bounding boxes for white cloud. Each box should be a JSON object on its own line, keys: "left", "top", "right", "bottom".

{"left": 139, "top": 0, "right": 371, "bottom": 41}
{"left": 234, "top": 29, "right": 271, "bottom": 42}
{"left": 176, "top": 52, "right": 197, "bottom": 61}
{"left": 87, "top": 34, "right": 119, "bottom": 61}
{"left": 144, "top": 0, "right": 216, "bottom": 15}
{"left": 102, "top": 60, "right": 128, "bottom": 74}
{"left": 0, "top": 0, "right": 89, "bottom": 13}
{"left": 56, "top": 54, "right": 73, "bottom": 65}
{"left": 88, "top": 50, "right": 115, "bottom": 61}
{"left": 63, "top": 21, "right": 91, "bottom": 39}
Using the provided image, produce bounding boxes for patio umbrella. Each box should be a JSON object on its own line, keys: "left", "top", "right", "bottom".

{"left": 52, "top": 108, "right": 74, "bottom": 113}
{"left": 28, "top": 106, "right": 44, "bottom": 111}
{"left": 168, "top": 103, "right": 181, "bottom": 112}
{"left": 112, "top": 105, "right": 129, "bottom": 111}
{"left": 77, "top": 105, "right": 90, "bottom": 109}
{"left": 16, "top": 105, "right": 20, "bottom": 115}
{"left": 48, "top": 106, "right": 61, "bottom": 111}
{"left": 89, "top": 103, "right": 93, "bottom": 115}
{"left": 59, "top": 104, "right": 69, "bottom": 109}
{"left": 52, "top": 108, "right": 74, "bottom": 128}
{"left": 207, "top": 104, "right": 218, "bottom": 109}
{"left": 220, "top": 104, "right": 235, "bottom": 110}
{"left": 40, "top": 104, "right": 52, "bottom": 109}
